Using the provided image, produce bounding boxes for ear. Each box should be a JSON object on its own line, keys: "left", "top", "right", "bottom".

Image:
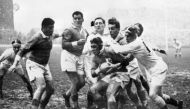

{"left": 82, "top": 18, "right": 84, "bottom": 22}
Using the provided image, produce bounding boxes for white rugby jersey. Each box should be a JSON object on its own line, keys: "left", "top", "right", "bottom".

{"left": 111, "top": 37, "right": 167, "bottom": 75}
{"left": 0, "top": 48, "right": 16, "bottom": 66}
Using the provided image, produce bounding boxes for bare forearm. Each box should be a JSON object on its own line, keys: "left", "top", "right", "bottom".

{"left": 13, "top": 55, "right": 21, "bottom": 66}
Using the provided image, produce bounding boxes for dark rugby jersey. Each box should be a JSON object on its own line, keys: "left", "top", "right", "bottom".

{"left": 62, "top": 25, "right": 88, "bottom": 56}
{"left": 18, "top": 33, "right": 53, "bottom": 66}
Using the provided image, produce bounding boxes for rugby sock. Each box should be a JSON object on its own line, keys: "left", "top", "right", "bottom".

{"left": 87, "top": 91, "right": 94, "bottom": 107}
{"left": 32, "top": 99, "right": 40, "bottom": 107}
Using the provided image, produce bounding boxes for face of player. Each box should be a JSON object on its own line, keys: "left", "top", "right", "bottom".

{"left": 94, "top": 19, "right": 105, "bottom": 34}
{"left": 12, "top": 44, "right": 21, "bottom": 53}
{"left": 73, "top": 14, "right": 84, "bottom": 27}
{"left": 42, "top": 24, "right": 54, "bottom": 36}
{"left": 91, "top": 43, "right": 100, "bottom": 55}
{"left": 108, "top": 24, "right": 119, "bottom": 39}
{"left": 125, "top": 30, "right": 136, "bottom": 43}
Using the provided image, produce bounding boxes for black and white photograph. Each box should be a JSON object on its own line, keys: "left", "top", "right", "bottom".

{"left": 0, "top": 0, "right": 190, "bottom": 109}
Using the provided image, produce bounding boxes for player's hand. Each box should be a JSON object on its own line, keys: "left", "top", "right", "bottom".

{"left": 111, "top": 63, "right": 121, "bottom": 69}
{"left": 77, "top": 39, "right": 86, "bottom": 45}
{"left": 106, "top": 63, "right": 121, "bottom": 74}
{"left": 8, "top": 65, "right": 16, "bottom": 74}
{"left": 160, "top": 49, "right": 167, "bottom": 55}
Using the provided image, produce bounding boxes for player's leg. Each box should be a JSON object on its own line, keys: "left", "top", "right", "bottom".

{"left": 133, "top": 77, "right": 148, "bottom": 108}
{"left": 69, "top": 72, "right": 82, "bottom": 109}
{"left": 0, "top": 68, "right": 6, "bottom": 99}
{"left": 149, "top": 84, "right": 169, "bottom": 109}
{"left": 61, "top": 50, "right": 79, "bottom": 108}
{"left": 39, "top": 65, "right": 54, "bottom": 109}
{"left": 88, "top": 80, "right": 108, "bottom": 108}
{"left": 125, "top": 78, "right": 142, "bottom": 108}
{"left": 107, "top": 81, "right": 121, "bottom": 109}
{"left": 140, "top": 75, "right": 149, "bottom": 94}
{"left": 71, "top": 56, "right": 85, "bottom": 108}
{"left": 178, "top": 48, "right": 182, "bottom": 57}
{"left": 149, "top": 71, "right": 168, "bottom": 109}
{"left": 25, "top": 60, "right": 46, "bottom": 109}
{"left": 175, "top": 48, "right": 178, "bottom": 58}
{"left": 15, "top": 67, "right": 33, "bottom": 99}
{"left": 63, "top": 71, "right": 78, "bottom": 109}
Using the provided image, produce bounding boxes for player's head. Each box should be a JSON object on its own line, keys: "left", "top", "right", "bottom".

{"left": 41, "top": 18, "right": 55, "bottom": 36}
{"left": 134, "top": 23, "right": 143, "bottom": 36}
{"left": 94, "top": 17, "right": 105, "bottom": 34}
{"left": 72, "top": 11, "right": 84, "bottom": 27}
{"left": 90, "top": 37, "right": 103, "bottom": 55}
{"left": 62, "top": 29, "right": 73, "bottom": 41}
{"left": 125, "top": 25, "right": 138, "bottom": 43}
{"left": 11, "top": 39, "right": 21, "bottom": 53}
{"left": 108, "top": 17, "right": 120, "bottom": 39}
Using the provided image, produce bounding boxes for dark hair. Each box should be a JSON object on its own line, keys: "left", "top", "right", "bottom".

{"left": 134, "top": 23, "right": 143, "bottom": 36}
{"left": 41, "top": 18, "right": 55, "bottom": 28}
{"left": 94, "top": 17, "right": 105, "bottom": 24}
{"left": 126, "top": 25, "right": 138, "bottom": 36}
{"left": 72, "top": 11, "right": 83, "bottom": 18}
{"left": 108, "top": 17, "right": 120, "bottom": 29}
{"left": 90, "top": 37, "right": 103, "bottom": 50}
{"left": 91, "top": 21, "right": 94, "bottom": 26}
{"left": 11, "top": 39, "right": 21, "bottom": 44}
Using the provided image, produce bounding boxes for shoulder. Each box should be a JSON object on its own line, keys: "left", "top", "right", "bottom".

{"left": 29, "top": 33, "right": 42, "bottom": 41}
{"left": 2, "top": 48, "right": 14, "bottom": 55}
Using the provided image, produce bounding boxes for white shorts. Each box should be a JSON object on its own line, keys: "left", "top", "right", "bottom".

{"left": 127, "top": 58, "right": 140, "bottom": 80}
{"left": 61, "top": 50, "right": 84, "bottom": 75}
{"left": 149, "top": 69, "right": 167, "bottom": 86}
{"left": 148, "top": 61, "right": 168, "bottom": 86}
{"left": 128, "top": 67, "right": 140, "bottom": 80}
{"left": 26, "top": 59, "right": 52, "bottom": 82}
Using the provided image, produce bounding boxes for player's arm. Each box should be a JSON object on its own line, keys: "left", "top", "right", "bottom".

{"left": 153, "top": 48, "right": 167, "bottom": 55}
{"left": 105, "top": 63, "right": 121, "bottom": 74}
{"left": 9, "top": 35, "right": 39, "bottom": 72}
{"left": 0, "top": 49, "right": 10, "bottom": 63}
{"left": 151, "top": 44, "right": 167, "bottom": 55}
{"left": 104, "top": 40, "right": 137, "bottom": 55}
{"left": 53, "top": 33, "right": 61, "bottom": 39}
{"left": 91, "top": 57, "right": 100, "bottom": 77}
{"left": 62, "top": 29, "right": 86, "bottom": 49}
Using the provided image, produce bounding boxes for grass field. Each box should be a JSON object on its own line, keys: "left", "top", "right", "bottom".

{"left": 0, "top": 46, "right": 190, "bottom": 109}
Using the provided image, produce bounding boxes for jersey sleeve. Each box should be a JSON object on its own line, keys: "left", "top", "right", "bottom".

{"left": 18, "top": 34, "right": 39, "bottom": 57}
{"left": 110, "top": 39, "right": 139, "bottom": 54}
{"left": 0, "top": 49, "right": 12, "bottom": 62}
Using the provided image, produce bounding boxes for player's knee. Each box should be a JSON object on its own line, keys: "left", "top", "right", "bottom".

{"left": 149, "top": 91, "right": 157, "bottom": 101}
{"left": 37, "top": 83, "right": 46, "bottom": 91}
{"left": 107, "top": 95, "right": 116, "bottom": 103}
